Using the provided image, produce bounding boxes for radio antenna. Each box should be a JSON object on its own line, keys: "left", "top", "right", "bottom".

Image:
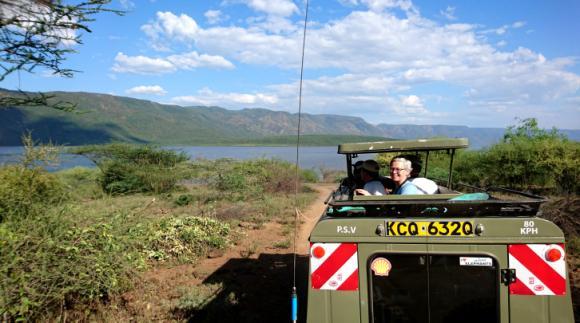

{"left": 292, "top": 0, "right": 310, "bottom": 322}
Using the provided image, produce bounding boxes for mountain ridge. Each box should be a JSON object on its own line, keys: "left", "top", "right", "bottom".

{"left": 1, "top": 89, "right": 578, "bottom": 149}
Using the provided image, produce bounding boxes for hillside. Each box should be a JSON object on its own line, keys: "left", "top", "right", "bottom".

{"left": 1, "top": 90, "right": 578, "bottom": 148}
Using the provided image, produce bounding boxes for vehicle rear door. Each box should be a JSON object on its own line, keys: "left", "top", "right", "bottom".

{"left": 359, "top": 243, "right": 509, "bottom": 323}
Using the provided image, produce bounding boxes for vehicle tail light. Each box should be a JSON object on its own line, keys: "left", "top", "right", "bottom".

{"left": 545, "top": 245, "right": 563, "bottom": 262}
{"left": 312, "top": 245, "right": 325, "bottom": 259}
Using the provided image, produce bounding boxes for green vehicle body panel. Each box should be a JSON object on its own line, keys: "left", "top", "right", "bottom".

{"left": 306, "top": 138, "right": 574, "bottom": 323}
{"left": 307, "top": 217, "right": 574, "bottom": 323}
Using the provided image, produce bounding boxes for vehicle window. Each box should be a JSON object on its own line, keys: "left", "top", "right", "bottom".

{"left": 370, "top": 254, "right": 428, "bottom": 323}
{"left": 370, "top": 254, "right": 498, "bottom": 323}
{"left": 429, "top": 255, "right": 498, "bottom": 323}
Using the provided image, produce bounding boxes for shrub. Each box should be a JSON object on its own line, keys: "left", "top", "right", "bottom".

{"left": 144, "top": 216, "right": 231, "bottom": 261}
{"left": 0, "top": 213, "right": 138, "bottom": 321}
{"left": 0, "top": 208, "right": 232, "bottom": 321}
{"left": 71, "top": 144, "right": 188, "bottom": 166}
{"left": 72, "top": 144, "right": 189, "bottom": 195}
{"left": 301, "top": 169, "right": 319, "bottom": 183}
{"left": 57, "top": 167, "right": 100, "bottom": 183}
{"left": 99, "top": 160, "right": 147, "bottom": 194}
{"left": 0, "top": 134, "right": 67, "bottom": 222}
{"left": 212, "top": 158, "right": 309, "bottom": 198}
{"left": 453, "top": 119, "right": 579, "bottom": 194}
{"left": 484, "top": 121, "right": 577, "bottom": 193}
{"left": 0, "top": 165, "right": 66, "bottom": 222}
{"left": 175, "top": 194, "right": 194, "bottom": 206}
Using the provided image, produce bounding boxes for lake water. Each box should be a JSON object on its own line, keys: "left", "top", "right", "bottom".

{"left": 0, "top": 146, "right": 355, "bottom": 171}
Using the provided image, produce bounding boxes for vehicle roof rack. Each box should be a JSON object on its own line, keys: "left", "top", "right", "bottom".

{"left": 338, "top": 138, "right": 469, "bottom": 154}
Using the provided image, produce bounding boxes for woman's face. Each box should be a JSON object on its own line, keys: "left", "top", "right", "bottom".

{"left": 390, "top": 161, "right": 410, "bottom": 185}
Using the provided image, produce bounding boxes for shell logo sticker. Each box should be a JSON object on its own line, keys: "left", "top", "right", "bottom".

{"left": 370, "top": 257, "right": 392, "bottom": 276}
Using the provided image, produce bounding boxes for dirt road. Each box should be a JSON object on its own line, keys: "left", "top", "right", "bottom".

{"left": 296, "top": 184, "right": 335, "bottom": 254}
{"left": 118, "top": 183, "right": 335, "bottom": 322}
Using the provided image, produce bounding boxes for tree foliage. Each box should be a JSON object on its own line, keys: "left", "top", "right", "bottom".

{"left": 455, "top": 118, "right": 579, "bottom": 194}
{"left": 0, "top": 0, "right": 121, "bottom": 108}
{"left": 71, "top": 144, "right": 190, "bottom": 194}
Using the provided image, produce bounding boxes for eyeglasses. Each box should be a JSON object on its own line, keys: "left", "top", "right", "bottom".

{"left": 390, "top": 167, "right": 408, "bottom": 173}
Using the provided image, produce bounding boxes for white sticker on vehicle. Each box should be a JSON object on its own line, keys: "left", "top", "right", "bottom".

{"left": 459, "top": 257, "right": 493, "bottom": 267}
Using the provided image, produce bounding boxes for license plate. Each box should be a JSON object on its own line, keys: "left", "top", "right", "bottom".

{"left": 385, "top": 221, "right": 474, "bottom": 236}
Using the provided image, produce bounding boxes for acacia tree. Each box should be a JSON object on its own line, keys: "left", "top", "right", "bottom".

{"left": 0, "top": 0, "right": 121, "bottom": 110}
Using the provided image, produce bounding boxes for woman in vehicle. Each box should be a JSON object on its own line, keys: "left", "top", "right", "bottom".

{"left": 390, "top": 157, "right": 423, "bottom": 195}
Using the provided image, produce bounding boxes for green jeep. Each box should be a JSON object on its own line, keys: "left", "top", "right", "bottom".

{"left": 306, "top": 138, "right": 574, "bottom": 323}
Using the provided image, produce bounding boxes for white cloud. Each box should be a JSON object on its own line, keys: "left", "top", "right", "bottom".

{"left": 141, "top": 11, "right": 199, "bottom": 50}
{"left": 166, "top": 51, "right": 235, "bottom": 69}
{"left": 401, "top": 94, "right": 422, "bottom": 107}
{"left": 481, "top": 21, "right": 526, "bottom": 36}
{"left": 111, "top": 52, "right": 234, "bottom": 75}
{"left": 112, "top": 52, "right": 175, "bottom": 74}
{"left": 204, "top": 10, "right": 225, "bottom": 24}
{"left": 338, "top": 0, "right": 359, "bottom": 6}
{"left": 171, "top": 87, "right": 278, "bottom": 107}
{"left": 126, "top": 85, "right": 167, "bottom": 95}
{"left": 397, "top": 95, "right": 429, "bottom": 117}
{"left": 249, "top": 15, "right": 299, "bottom": 34}
{"left": 440, "top": 6, "right": 456, "bottom": 20}
{"left": 360, "top": 0, "right": 417, "bottom": 13}
{"left": 131, "top": 2, "right": 579, "bottom": 127}
{"left": 241, "top": 0, "right": 299, "bottom": 17}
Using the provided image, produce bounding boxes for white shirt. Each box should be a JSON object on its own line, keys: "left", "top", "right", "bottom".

{"left": 364, "top": 180, "right": 386, "bottom": 195}
{"left": 410, "top": 177, "right": 439, "bottom": 194}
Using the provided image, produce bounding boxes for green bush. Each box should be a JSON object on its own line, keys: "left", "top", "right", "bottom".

{"left": 56, "top": 167, "right": 106, "bottom": 200}
{"left": 100, "top": 160, "right": 146, "bottom": 194}
{"left": 175, "top": 194, "right": 194, "bottom": 206}
{"left": 71, "top": 143, "right": 188, "bottom": 166}
{"left": 212, "top": 158, "right": 309, "bottom": 198}
{"left": 0, "top": 208, "right": 232, "bottom": 321}
{"left": 0, "top": 213, "right": 138, "bottom": 321}
{"left": 72, "top": 144, "right": 189, "bottom": 195}
{"left": 453, "top": 119, "right": 579, "bottom": 194}
{"left": 144, "top": 216, "right": 231, "bottom": 261}
{"left": 301, "top": 169, "right": 319, "bottom": 183}
{"left": 1, "top": 143, "right": 317, "bottom": 321}
{"left": 57, "top": 166, "right": 100, "bottom": 183}
{"left": 0, "top": 166, "right": 66, "bottom": 222}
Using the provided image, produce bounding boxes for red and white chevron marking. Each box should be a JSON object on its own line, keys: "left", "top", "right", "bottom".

{"left": 508, "top": 244, "right": 567, "bottom": 295}
{"left": 310, "top": 243, "right": 358, "bottom": 291}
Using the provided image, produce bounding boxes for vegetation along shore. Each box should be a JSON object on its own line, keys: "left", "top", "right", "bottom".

{"left": 0, "top": 119, "right": 578, "bottom": 321}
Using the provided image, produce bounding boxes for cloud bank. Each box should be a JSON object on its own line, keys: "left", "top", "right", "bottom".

{"left": 112, "top": 0, "right": 580, "bottom": 128}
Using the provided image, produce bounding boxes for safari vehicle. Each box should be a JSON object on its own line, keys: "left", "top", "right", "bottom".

{"left": 306, "top": 138, "right": 573, "bottom": 323}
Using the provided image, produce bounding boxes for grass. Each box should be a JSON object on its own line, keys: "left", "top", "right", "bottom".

{"left": 273, "top": 239, "right": 291, "bottom": 249}
{"left": 0, "top": 143, "right": 318, "bottom": 321}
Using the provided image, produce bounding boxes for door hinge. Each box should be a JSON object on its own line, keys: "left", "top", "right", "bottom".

{"left": 501, "top": 268, "right": 516, "bottom": 285}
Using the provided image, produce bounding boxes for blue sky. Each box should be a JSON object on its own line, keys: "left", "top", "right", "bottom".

{"left": 3, "top": 0, "right": 579, "bottom": 129}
